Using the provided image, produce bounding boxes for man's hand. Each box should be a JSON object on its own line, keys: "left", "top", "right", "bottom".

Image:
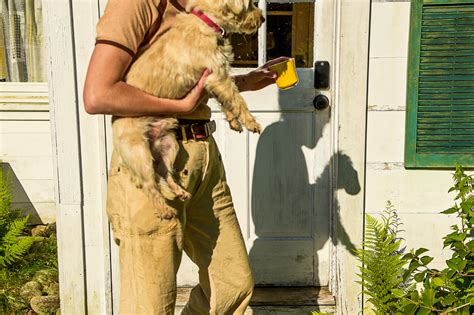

{"left": 175, "top": 69, "right": 211, "bottom": 114}
{"left": 234, "top": 57, "right": 290, "bottom": 92}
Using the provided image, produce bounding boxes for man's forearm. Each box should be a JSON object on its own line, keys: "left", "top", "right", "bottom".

{"left": 84, "top": 80, "right": 189, "bottom": 116}
{"left": 233, "top": 74, "right": 251, "bottom": 92}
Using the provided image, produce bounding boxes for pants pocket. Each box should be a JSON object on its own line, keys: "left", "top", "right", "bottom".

{"left": 107, "top": 169, "right": 178, "bottom": 237}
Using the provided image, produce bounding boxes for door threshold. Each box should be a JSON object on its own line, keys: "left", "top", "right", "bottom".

{"left": 176, "top": 286, "right": 335, "bottom": 312}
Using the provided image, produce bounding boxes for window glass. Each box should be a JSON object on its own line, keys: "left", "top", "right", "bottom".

{"left": 0, "top": 0, "right": 46, "bottom": 82}
{"left": 231, "top": 2, "right": 314, "bottom": 68}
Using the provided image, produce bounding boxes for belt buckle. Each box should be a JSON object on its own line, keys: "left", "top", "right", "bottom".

{"left": 190, "top": 121, "right": 216, "bottom": 140}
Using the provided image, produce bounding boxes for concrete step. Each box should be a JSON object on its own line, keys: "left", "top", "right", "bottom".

{"left": 175, "top": 286, "right": 336, "bottom": 314}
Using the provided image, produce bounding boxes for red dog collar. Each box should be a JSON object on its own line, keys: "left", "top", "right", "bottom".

{"left": 191, "top": 8, "right": 226, "bottom": 37}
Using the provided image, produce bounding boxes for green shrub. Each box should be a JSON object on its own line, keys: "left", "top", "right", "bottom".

{"left": 0, "top": 167, "right": 59, "bottom": 313}
{"left": 357, "top": 164, "right": 474, "bottom": 314}
{"left": 0, "top": 168, "right": 34, "bottom": 267}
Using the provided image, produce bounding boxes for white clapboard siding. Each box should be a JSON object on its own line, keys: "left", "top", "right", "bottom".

{"left": 366, "top": 2, "right": 457, "bottom": 301}
{"left": 0, "top": 82, "right": 55, "bottom": 225}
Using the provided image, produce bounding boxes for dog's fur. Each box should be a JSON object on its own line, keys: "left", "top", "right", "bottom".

{"left": 112, "top": 0, "right": 263, "bottom": 219}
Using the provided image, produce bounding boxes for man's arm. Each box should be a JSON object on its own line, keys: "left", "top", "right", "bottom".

{"left": 83, "top": 44, "right": 209, "bottom": 116}
{"left": 233, "top": 57, "right": 289, "bottom": 92}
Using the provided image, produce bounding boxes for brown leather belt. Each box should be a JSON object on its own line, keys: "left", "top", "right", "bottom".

{"left": 175, "top": 119, "right": 216, "bottom": 141}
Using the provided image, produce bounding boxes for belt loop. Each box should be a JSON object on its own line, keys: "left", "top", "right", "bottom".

{"left": 181, "top": 125, "right": 188, "bottom": 142}
{"left": 190, "top": 123, "right": 198, "bottom": 141}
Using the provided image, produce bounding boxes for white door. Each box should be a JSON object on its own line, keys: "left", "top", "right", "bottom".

{"left": 177, "top": 0, "right": 336, "bottom": 287}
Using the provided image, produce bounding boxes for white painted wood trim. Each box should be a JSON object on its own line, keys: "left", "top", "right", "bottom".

{"left": 43, "top": 0, "right": 86, "bottom": 313}
{"left": 0, "top": 83, "right": 49, "bottom": 107}
{"left": 71, "top": 0, "right": 113, "bottom": 312}
{"left": 0, "top": 104, "right": 49, "bottom": 111}
{"left": 0, "top": 82, "right": 48, "bottom": 92}
{"left": 45, "top": 0, "right": 114, "bottom": 313}
{"left": 331, "top": 0, "right": 371, "bottom": 314}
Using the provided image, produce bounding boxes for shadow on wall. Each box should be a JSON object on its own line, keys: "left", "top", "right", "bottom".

{"left": 1, "top": 163, "right": 41, "bottom": 224}
{"left": 249, "top": 95, "right": 360, "bottom": 287}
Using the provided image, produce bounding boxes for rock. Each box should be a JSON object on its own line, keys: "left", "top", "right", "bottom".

{"left": 30, "top": 223, "right": 56, "bottom": 237}
{"left": 31, "top": 225, "right": 47, "bottom": 237}
{"left": 30, "top": 295, "right": 60, "bottom": 314}
{"left": 20, "top": 281, "right": 43, "bottom": 302}
{"left": 44, "top": 223, "right": 57, "bottom": 236}
{"left": 33, "top": 268, "right": 58, "bottom": 288}
{"left": 45, "top": 282, "right": 60, "bottom": 296}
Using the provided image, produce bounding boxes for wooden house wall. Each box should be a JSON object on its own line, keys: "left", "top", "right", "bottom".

{"left": 366, "top": 0, "right": 457, "bottom": 271}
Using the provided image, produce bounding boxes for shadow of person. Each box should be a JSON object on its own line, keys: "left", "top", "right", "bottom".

{"left": 249, "top": 108, "right": 361, "bottom": 288}
{"left": 249, "top": 108, "right": 329, "bottom": 286}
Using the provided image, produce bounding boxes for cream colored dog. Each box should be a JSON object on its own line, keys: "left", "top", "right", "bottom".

{"left": 112, "top": 0, "right": 263, "bottom": 219}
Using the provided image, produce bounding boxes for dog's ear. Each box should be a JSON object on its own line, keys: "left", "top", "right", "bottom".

{"left": 223, "top": 0, "right": 248, "bottom": 14}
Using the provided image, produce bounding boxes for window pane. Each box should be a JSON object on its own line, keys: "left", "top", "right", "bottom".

{"left": 231, "top": 32, "right": 258, "bottom": 67}
{"left": 231, "top": 3, "right": 314, "bottom": 68}
{"left": 0, "top": 0, "right": 46, "bottom": 82}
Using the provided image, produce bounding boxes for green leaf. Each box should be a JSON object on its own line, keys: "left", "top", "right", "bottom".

{"left": 422, "top": 289, "right": 435, "bottom": 307}
{"left": 447, "top": 269, "right": 457, "bottom": 279}
{"left": 458, "top": 259, "right": 467, "bottom": 271}
{"left": 391, "top": 288, "right": 405, "bottom": 298}
{"left": 420, "top": 256, "right": 433, "bottom": 266}
{"left": 410, "top": 290, "right": 420, "bottom": 303}
{"left": 415, "top": 248, "right": 429, "bottom": 256}
{"left": 446, "top": 259, "right": 458, "bottom": 270}
{"left": 441, "top": 294, "right": 456, "bottom": 307}
{"left": 441, "top": 207, "right": 458, "bottom": 214}
{"left": 414, "top": 272, "right": 425, "bottom": 282}
{"left": 404, "top": 303, "right": 418, "bottom": 315}
{"left": 416, "top": 307, "right": 431, "bottom": 315}
{"left": 432, "top": 277, "right": 444, "bottom": 287}
{"left": 409, "top": 261, "right": 422, "bottom": 274}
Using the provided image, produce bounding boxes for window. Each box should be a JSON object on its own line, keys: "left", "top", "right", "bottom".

{"left": 230, "top": 1, "right": 314, "bottom": 68}
{"left": 405, "top": 0, "right": 474, "bottom": 168}
{"left": 0, "top": 0, "right": 46, "bottom": 82}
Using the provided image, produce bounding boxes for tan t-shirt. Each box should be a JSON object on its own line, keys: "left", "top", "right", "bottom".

{"left": 96, "top": 0, "right": 211, "bottom": 120}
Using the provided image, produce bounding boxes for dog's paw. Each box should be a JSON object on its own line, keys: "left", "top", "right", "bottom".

{"left": 229, "top": 119, "right": 243, "bottom": 133}
{"left": 245, "top": 121, "right": 262, "bottom": 134}
{"left": 177, "top": 190, "right": 191, "bottom": 201}
{"left": 160, "top": 206, "right": 178, "bottom": 220}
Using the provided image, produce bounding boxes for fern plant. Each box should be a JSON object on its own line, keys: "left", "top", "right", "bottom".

{"left": 356, "top": 202, "right": 408, "bottom": 314}
{"left": 0, "top": 167, "right": 33, "bottom": 267}
{"left": 357, "top": 165, "right": 474, "bottom": 314}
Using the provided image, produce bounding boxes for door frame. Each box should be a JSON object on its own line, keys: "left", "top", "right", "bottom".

{"left": 327, "top": 1, "right": 370, "bottom": 314}
{"left": 45, "top": 0, "right": 370, "bottom": 313}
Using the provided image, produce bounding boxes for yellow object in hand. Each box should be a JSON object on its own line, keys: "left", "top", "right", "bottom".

{"left": 268, "top": 58, "right": 299, "bottom": 90}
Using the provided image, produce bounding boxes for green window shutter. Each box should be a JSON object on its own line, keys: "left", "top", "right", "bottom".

{"left": 405, "top": 0, "right": 474, "bottom": 168}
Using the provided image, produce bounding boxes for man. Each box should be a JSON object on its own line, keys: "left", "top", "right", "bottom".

{"left": 83, "top": 0, "right": 284, "bottom": 313}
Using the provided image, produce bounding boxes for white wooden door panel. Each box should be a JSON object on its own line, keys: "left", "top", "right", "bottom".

{"left": 250, "top": 239, "right": 314, "bottom": 285}
{"left": 249, "top": 113, "right": 314, "bottom": 239}
{"left": 176, "top": 1, "right": 334, "bottom": 287}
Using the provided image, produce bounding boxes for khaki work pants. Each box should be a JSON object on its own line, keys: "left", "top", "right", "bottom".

{"left": 106, "top": 136, "right": 254, "bottom": 314}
